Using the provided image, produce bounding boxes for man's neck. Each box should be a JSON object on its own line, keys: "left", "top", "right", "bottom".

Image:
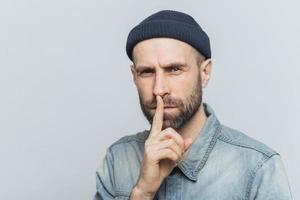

{"left": 177, "top": 103, "right": 208, "bottom": 143}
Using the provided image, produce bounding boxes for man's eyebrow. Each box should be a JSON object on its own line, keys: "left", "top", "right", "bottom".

{"left": 163, "top": 62, "right": 187, "bottom": 69}
{"left": 135, "top": 62, "right": 187, "bottom": 71}
{"left": 135, "top": 65, "right": 154, "bottom": 72}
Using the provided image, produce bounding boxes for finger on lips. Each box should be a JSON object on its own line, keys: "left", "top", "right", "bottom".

{"left": 147, "top": 96, "right": 188, "bottom": 164}
{"left": 150, "top": 95, "right": 164, "bottom": 136}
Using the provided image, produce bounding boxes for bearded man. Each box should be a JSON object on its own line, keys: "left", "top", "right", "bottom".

{"left": 94, "top": 10, "right": 292, "bottom": 200}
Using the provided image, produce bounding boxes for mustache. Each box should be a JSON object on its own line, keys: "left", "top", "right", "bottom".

{"left": 145, "top": 96, "right": 183, "bottom": 109}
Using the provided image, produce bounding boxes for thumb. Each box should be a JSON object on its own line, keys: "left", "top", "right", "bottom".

{"left": 184, "top": 138, "right": 193, "bottom": 151}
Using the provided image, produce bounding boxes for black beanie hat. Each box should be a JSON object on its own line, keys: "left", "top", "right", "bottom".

{"left": 126, "top": 10, "right": 211, "bottom": 61}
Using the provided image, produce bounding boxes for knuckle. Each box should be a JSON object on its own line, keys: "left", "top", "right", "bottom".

{"left": 166, "top": 129, "right": 177, "bottom": 137}
{"left": 169, "top": 139, "right": 175, "bottom": 145}
{"left": 172, "top": 153, "right": 179, "bottom": 161}
{"left": 165, "top": 127, "right": 173, "bottom": 132}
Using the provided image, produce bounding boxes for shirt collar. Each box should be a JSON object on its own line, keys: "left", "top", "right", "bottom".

{"left": 177, "top": 103, "right": 222, "bottom": 181}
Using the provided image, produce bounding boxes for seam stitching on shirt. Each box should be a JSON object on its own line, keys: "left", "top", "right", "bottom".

{"left": 195, "top": 123, "right": 222, "bottom": 174}
{"left": 217, "top": 134, "right": 277, "bottom": 158}
{"left": 245, "top": 154, "right": 278, "bottom": 200}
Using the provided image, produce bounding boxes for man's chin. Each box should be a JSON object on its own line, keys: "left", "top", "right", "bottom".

{"left": 162, "top": 116, "right": 183, "bottom": 129}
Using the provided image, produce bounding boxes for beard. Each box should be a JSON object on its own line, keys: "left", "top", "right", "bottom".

{"left": 138, "top": 74, "right": 202, "bottom": 130}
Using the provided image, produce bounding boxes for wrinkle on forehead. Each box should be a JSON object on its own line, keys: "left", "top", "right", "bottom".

{"left": 132, "top": 38, "right": 199, "bottom": 68}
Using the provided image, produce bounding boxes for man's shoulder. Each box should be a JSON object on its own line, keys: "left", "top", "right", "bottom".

{"left": 108, "top": 130, "right": 149, "bottom": 150}
{"left": 217, "top": 124, "right": 279, "bottom": 158}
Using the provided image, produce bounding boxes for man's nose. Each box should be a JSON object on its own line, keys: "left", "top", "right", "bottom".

{"left": 153, "top": 73, "right": 170, "bottom": 97}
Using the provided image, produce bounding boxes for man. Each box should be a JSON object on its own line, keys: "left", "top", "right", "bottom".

{"left": 94, "top": 10, "right": 292, "bottom": 199}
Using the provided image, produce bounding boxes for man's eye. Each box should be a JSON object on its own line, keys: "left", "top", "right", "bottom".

{"left": 142, "top": 70, "right": 152, "bottom": 73}
{"left": 143, "top": 70, "right": 153, "bottom": 74}
{"left": 171, "top": 67, "right": 180, "bottom": 72}
{"left": 139, "top": 69, "right": 153, "bottom": 76}
{"left": 168, "top": 67, "right": 182, "bottom": 73}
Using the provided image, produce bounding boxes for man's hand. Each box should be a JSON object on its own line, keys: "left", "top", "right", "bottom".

{"left": 130, "top": 96, "right": 193, "bottom": 199}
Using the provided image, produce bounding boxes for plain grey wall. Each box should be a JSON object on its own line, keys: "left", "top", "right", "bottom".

{"left": 0, "top": 0, "right": 299, "bottom": 199}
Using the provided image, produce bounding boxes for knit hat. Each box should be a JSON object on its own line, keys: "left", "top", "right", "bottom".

{"left": 126, "top": 10, "right": 211, "bottom": 61}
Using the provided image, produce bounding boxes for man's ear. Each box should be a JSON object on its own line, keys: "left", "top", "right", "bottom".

{"left": 130, "top": 64, "right": 137, "bottom": 86}
{"left": 200, "top": 59, "right": 212, "bottom": 88}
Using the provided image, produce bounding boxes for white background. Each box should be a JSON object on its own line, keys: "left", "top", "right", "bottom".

{"left": 0, "top": 0, "right": 299, "bottom": 199}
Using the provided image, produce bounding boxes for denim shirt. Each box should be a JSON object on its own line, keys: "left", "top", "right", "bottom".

{"left": 94, "top": 103, "right": 293, "bottom": 200}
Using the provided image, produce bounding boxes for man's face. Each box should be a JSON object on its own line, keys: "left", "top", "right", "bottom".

{"left": 131, "top": 38, "right": 203, "bottom": 130}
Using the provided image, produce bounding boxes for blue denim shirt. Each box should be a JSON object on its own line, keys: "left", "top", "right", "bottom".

{"left": 94, "top": 103, "right": 293, "bottom": 199}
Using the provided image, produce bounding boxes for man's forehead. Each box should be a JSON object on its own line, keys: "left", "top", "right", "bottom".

{"left": 133, "top": 38, "right": 196, "bottom": 66}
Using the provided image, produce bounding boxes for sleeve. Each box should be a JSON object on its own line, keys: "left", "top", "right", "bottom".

{"left": 93, "top": 149, "right": 118, "bottom": 200}
{"left": 248, "top": 154, "right": 293, "bottom": 200}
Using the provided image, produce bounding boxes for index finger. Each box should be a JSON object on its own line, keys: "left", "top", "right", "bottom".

{"left": 150, "top": 95, "right": 164, "bottom": 136}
